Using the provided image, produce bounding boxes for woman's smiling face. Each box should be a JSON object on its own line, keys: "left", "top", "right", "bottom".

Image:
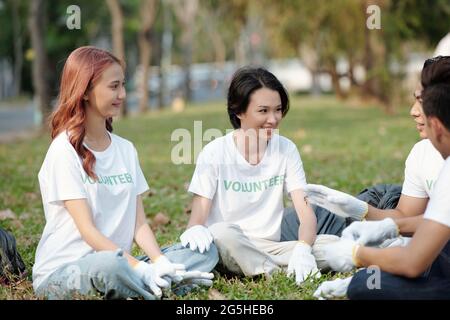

{"left": 237, "top": 87, "right": 283, "bottom": 139}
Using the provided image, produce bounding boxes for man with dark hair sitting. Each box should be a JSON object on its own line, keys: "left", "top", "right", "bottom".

{"left": 313, "top": 56, "right": 450, "bottom": 300}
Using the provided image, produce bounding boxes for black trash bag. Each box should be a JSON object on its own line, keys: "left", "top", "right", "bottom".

{"left": 0, "top": 227, "right": 27, "bottom": 284}
{"left": 356, "top": 184, "right": 402, "bottom": 210}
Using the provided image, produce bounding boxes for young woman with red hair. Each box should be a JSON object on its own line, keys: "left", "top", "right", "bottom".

{"left": 32, "top": 46, "right": 217, "bottom": 300}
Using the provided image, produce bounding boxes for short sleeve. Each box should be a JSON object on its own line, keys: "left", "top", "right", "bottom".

{"left": 188, "top": 147, "right": 218, "bottom": 200}
{"left": 424, "top": 160, "right": 450, "bottom": 228}
{"left": 134, "top": 147, "right": 150, "bottom": 196}
{"left": 402, "top": 145, "right": 428, "bottom": 198}
{"left": 43, "top": 144, "right": 87, "bottom": 205}
{"left": 284, "top": 143, "right": 307, "bottom": 193}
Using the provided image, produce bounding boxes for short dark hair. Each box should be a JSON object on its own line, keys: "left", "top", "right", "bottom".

{"left": 421, "top": 56, "right": 450, "bottom": 131}
{"left": 422, "top": 83, "right": 450, "bottom": 131}
{"left": 421, "top": 56, "right": 450, "bottom": 89}
{"left": 227, "top": 66, "right": 289, "bottom": 129}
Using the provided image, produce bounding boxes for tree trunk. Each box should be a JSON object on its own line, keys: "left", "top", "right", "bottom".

{"left": 329, "top": 65, "right": 346, "bottom": 100}
{"left": 171, "top": 0, "right": 198, "bottom": 103}
{"left": 10, "top": 0, "right": 23, "bottom": 97}
{"left": 28, "top": 0, "right": 51, "bottom": 126}
{"left": 159, "top": 0, "right": 173, "bottom": 109}
{"left": 199, "top": 6, "right": 226, "bottom": 66}
{"left": 181, "top": 29, "right": 193, "bottom": 102}
{"left": 361, "top": 0, "right": 376, "bottom": 98}
{"left": 137, "top": 0, "right": 156, "bottom": 113}
{"left": 106, "top": 0, "right": 128, "bottom": 116}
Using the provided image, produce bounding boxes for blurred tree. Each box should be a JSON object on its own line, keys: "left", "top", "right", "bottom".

{"left": 28, "top": 0, "right": 51, "bottom": 125}
{"left": 170, "top": 0, "right": 198, "bottom": 102}
{"left": 137, "top": 0, "right": 157, "bottom": 113}
{"left": 0, "top": 0, "right": 30, "bottom": 97}
{"left": 263, "top": 0, "right": 365, "bottom": 98}
{"left": 106, "top": 0, "right": 128, "bottom": 116}
{"left": 197, "top": 2, "right": 226, "bottom": 66}
{"left": 10, "top": 0, "right": 23, "bottom": 97}
{"left": 197, "top": 0, "right": 250, "bottom": 65}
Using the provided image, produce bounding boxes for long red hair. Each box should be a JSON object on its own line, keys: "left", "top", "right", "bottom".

{"left": 50, "top": 46, "right": 124, "bottom": 179}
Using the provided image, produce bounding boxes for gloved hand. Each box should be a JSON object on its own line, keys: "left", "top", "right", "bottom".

{"left": 152, "top": 255, "right": 186, "bottom": 283}
{"left": 305, "top": 184, "right": 368, "bottom": 221}
{"left": 133, "top": 261, "right": 171, "bottom": 298}
{"left": 379, "top": 236, "right": 411, "bottom": 248}
{"left": 341, "top": 218, "right": 399, "bottom": 246}
{"left": 174, "top": 270, "right": 215, "bottom": 287}
{"left": 180, "top": 225, "right": 213, "bottom": 253}
{"left": 317, "top": 238, "right": 359, "bottom": 272}
{"left": 313, "top": 277, "right": 352, "bottom": 300}
{"left": 287, "top": 242, "right": 321, "bottom": 285}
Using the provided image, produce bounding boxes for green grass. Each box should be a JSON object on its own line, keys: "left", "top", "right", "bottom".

{"left": 0, "top": 96, "right": 419, "bottom": 299}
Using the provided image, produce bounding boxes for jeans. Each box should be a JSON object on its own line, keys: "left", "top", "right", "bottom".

{"left": 280, "top": 183, "right": 403, "bottom": 241}
{"left": 347, "top": 241, "right": 450, "bottom": 300}
{"left": 280, "top": 205, "right": 347, "bottom": 241}
{"left": 35, "top": 243, "right": 218, "bottom": 300}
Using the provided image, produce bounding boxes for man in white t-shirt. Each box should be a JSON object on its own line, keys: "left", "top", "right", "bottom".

{"left": 313, "top": 56, "right": 450, "bottom": 300}
{"left": 301, "top": 86, "right": 444, "bottom": 244}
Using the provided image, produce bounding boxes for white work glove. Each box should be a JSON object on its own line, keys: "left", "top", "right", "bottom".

{"left": 305, "top": 184, "right": 368, "bottom": 221}
{"left": 133, "top": 260, "right": 175, "bottom": 298}
{"left": 313, "top": 277, "right": 352, "bottom": 300}
{"left": 174, "top": 270, "right": 215, "bottom": 287}
{"left": 152, "top": 255, "right": 186, "bottom": 283}
{"left": 379, "top": 236, "right": 411, "bottom": 248}
{"left": 287, "top": 242, "right": 321, "bottom": 285}
{"left": 341, "top": 218, "right": 399, "bottom": 246}
{"left": 180, "top": 225, "right": 213, "bottom": 253}
{"left": 318, "top": 238, "right": 359, "bottom": 272}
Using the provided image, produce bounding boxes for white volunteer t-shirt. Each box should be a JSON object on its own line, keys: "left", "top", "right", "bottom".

{"left": 402, "top": 139, "right": 444, "bottom": 198}
{"left": 424, "top": 157, "right": 450, "bottom": 228}
{"left": 188, "top": 132, "right": 307, "bottom": 241}
{"left": 33, "top": 131, "right": 149, "bottom": 290}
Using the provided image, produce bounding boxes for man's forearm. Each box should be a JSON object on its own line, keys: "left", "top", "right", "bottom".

{"left": 394, "top": 215, "right": 423, "bottom": 236}
{"left": 356, "top": 246, "right": 414, "bottom": 277}
{"left": 366, "top": 205, "right": 408, "bottom": 220}
{"left": 367, "top": 205, "right": 422, "bottom": 235}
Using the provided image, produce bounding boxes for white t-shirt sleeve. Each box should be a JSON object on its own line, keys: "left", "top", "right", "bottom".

{"left": 188, "top": 147, "right": 218, "bottom": 200}
{"left": 44, "top": 144, "right": 87, "bottom": 205}
{"left": 402, "top": 143, "right": 428, "bottom": 198}
{"left": 284, "top": 143, "right": 307, "bottom": 193}
{"left": 134, "top": 147, "right": 149, "bottom": 196}
{"left": 424, "top": 158, "right": 450, "bottom": 228}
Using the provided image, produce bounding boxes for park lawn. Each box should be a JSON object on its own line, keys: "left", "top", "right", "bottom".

{"left": 0, "top": 95, "right": 418, "bottom": 300}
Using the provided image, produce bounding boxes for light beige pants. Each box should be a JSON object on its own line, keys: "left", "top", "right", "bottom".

{"left": 209, "top": 222, "right": 339, "bottom": 277}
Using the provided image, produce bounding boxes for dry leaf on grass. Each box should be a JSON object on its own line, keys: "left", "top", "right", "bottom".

{"left": 184, "top": 202, "right": 192, "bottom": 215}
{"left": 150, "top": 212, "right": 170, "bottom": 230}
{"left": 301, "top": 144, "right": 313, "bottom": 154}
{"left": 208, "top": 288, "right": 227, "bottom": 300}
{"left": 0, "top": 209, "right": 17, "bottom": 220}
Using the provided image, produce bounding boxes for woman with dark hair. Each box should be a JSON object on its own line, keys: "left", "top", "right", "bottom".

{"left": 32, "top": 46, "right": 217, "bottom": 300}
{"left": 178, "top": 66, "right": 326, "bottom": 284}
{"left": 313, "top": 57, "right": 450, "bottom": 300}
